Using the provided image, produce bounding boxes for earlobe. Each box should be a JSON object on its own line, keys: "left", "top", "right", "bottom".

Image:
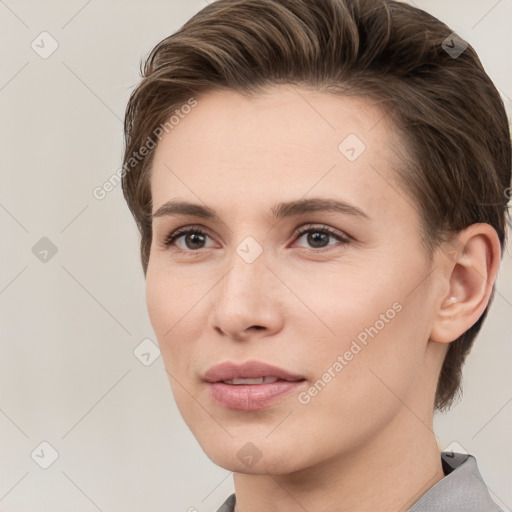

{"left": 430, "top": 223, "right": 501, "bottom": 344}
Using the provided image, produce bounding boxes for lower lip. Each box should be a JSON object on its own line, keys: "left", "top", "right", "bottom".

{"left": 206, "top": 380, "right": 306, "bottom": 411}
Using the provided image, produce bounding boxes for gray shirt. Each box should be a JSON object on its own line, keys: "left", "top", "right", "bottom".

{"left": 216, "top": 452, "right": 503, "bottom": 512}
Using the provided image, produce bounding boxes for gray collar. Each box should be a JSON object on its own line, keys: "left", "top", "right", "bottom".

{"left": 408, "top": 452, "right": 503, "bottom": 511}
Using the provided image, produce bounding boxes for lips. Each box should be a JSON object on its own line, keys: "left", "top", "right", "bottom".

{"left": 203, "top": 361, "right": 306, "bottom": 411}
{"left": 202, "top": 360, "right": 305, "bottom": 384}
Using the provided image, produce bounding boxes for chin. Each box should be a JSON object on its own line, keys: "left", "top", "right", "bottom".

{"left": 197, "top": 434, "right": 308, "bottom": 475}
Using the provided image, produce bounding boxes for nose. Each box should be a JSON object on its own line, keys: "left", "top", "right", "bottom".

{"left": 209, "top": 246, "right": 284, "bottom": 342}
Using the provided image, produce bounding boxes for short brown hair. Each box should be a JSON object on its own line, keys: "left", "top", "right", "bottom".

{"left": 121, "top": 0, "right": 511, "bottom": 411}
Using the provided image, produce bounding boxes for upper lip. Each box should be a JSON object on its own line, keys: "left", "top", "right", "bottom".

{"left": 203, "top": 361, "right": 305, "bottom": 383}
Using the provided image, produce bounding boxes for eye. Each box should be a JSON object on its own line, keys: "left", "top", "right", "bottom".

{"left": 162, "top": 226, "right": 214, "bottom": 251}
{"left": 291, "top": 224, "right": 350, "bottom": 250}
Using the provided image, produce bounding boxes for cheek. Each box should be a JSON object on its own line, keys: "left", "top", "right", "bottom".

{"left": 145, "top": 264, "right": 214, "bottom": 380}
{"left": 146, "top": 261, "right": 201, "bottom": 335}
{"left": 312, "top": 293, "right": 427, "bottom": 427}
{"left": 145, "top": 270, "right": 171, "bottom": 339}
{"left": 295, "top": 258, "right": 428, "bottom": 394}
{"left": 277, "top": 258, "right": 405, "bottom": 345}
{"left": 145, "top": 272, "right": 200, "bottom": 418}
{"left": 145, "top": 268, "right": 188, "bottom": 362}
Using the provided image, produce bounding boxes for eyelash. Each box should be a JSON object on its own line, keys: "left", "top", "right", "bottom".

{"left": 162, "top": 224, "right": 350, "bottom": 252}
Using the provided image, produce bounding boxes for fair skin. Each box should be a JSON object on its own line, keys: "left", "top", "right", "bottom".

{"left": 145, "top": 84, "right": 500, "bottom": 512}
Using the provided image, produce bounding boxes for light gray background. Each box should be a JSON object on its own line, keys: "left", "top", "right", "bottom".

{"left": 1, "top": 0, "right": 511, "bottom": 511}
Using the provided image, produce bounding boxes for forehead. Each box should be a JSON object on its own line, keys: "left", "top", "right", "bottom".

{"left": 150, "top": 84, "right": 413, "bottom": 222}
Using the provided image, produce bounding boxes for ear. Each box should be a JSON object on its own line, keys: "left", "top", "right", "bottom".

{"left": 430, "top": 223, "right": 502, "bottom": 344}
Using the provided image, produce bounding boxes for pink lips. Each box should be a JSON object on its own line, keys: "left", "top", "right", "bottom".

{"left": 203, "top": 361, "right": 306, "bottom": 411}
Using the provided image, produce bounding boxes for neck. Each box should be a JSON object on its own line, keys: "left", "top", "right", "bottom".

{"left": 232, "top": 409, "right": 445, "bottom": 512}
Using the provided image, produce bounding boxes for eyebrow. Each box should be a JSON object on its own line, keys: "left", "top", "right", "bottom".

{"left": 152, "top": 197, "right": 370, "bottom": 222}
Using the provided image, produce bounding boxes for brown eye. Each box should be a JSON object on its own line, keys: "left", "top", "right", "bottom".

{"left": 163, "top": 227, "right": 213, "bottom": 251}
{"left": 293, "top": 225, "right": 350, "bottom": 250}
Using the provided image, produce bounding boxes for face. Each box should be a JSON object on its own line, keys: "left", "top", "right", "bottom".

{"left": 146, "top": 85, "right": 446, "bottom": 475}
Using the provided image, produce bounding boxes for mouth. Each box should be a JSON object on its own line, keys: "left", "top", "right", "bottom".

{"left": 220, "top": 376, "right": 305, "bottom": 385}
{"left": 203, "top": 361, "right": 307, "bottom": 411}
{"left": 203, "top": 360, "right": 306, "bottom": 383}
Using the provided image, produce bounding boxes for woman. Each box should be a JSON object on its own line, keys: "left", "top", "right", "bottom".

{"left": 121, "top": 0, "right": 510, "bottom": 510}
